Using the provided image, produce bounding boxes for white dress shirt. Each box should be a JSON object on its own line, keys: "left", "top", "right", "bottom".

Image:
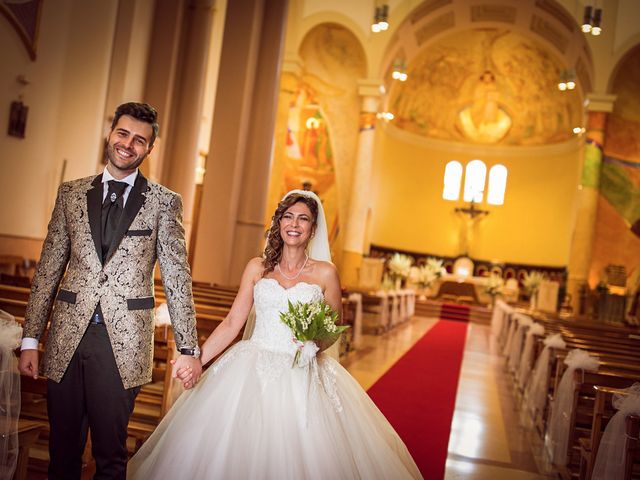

{"left": 101, "top": 167, "right": 138, "bottom": 206}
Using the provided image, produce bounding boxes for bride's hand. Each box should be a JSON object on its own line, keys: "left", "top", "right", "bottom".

{"left": 171, "top": 357, "right": 201, "bottom": 389}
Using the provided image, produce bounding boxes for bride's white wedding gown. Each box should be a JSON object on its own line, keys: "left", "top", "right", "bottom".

{"left": 128, "top": 278, "right": 422, "bottom": 479}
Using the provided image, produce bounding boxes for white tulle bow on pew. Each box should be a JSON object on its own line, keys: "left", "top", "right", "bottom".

{"left": 374, "top": 290, "right": 390, "bottom": 331}
{"left": 592, "top": 383, "right": 640, "bottom": 480}
{"left": 491, "top": 298, "right": 514, "bottom": 338}
{"left": 547, "top": 349, "right": 600, "bottom": 465}
{"left": 517, "top": 322, "right": 545, "bottom": 390}
{"left": 502, "top": 311, "right": 527, "bottom": 357}
{"left": 0, "top": 309, "right": 23, "bottom": 479}
{"left": 524, "top": 333, "right": 567, "bottom": 418}
{"left": 507, "top": 313, "right": 533, "bottom": 373}
{"left": 155, "top": 302, "right": 171, "bottom": 327}
{"left": 347, "top": 293, "right": 363, "bottom": 349}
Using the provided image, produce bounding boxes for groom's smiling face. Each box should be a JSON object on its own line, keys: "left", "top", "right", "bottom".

{"left": 106, "top": 115, "right": 154, "bottom": 177}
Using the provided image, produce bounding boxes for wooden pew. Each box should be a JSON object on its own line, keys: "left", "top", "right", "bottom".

{"left": 625, "top": 414, "right": 640, "bottom": 479}
{"left": 0, "top": 297, "right": 28, "bottom": 318}
{"left": 13, "top": 419, "right": 46, "bottom": 480}
{"left": 549, "top": 369, "right": 640, "bottom": 480}
{"left": 579, "top": 385, "right": 625, "bottom": 480}
{"left": 578, "top": 386, "right": 640, "bottom": 480}
{"left": 525, "top": 336, "right": 640, "bottom": 438}
{"left": 0, "top": 284, "right": 30, "bottom": 301}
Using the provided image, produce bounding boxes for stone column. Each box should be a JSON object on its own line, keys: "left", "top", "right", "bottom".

{"left": 263, "top": 53, "right": 302, "bottom": 222}
{"left": 162, "top": 0, "right": 216, "bottom": 244}
{"left": 567, "top": 93, "right": 616, "bottom": 312}
{"left": 340, "top": 79, "right": 381, "bottom": 287}
{"left": 191, "top": 0, "right": 288, "bottom": 285}
{"left": 143, "top": 0, "right": 187, "bottom": 183}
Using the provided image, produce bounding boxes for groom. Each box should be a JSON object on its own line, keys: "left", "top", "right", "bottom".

{"left": 18, "top": 102, "right": 202, "bottom": 479}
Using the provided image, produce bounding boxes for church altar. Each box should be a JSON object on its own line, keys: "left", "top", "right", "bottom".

{"left": 431, "top": 274, "right": 492, "bottom": 305}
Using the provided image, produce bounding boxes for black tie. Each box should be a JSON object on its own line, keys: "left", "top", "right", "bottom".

{"left": 101, "top": 180, "right": 128, "bottom": 262}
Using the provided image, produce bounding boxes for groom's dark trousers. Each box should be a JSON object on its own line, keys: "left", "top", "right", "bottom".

{"left": 47, "top": 323, "right": 139, "bottom": 480}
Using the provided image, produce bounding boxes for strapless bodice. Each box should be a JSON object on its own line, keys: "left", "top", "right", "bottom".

{"left": 249, "top": 278, "right": 324, "bottom": 354}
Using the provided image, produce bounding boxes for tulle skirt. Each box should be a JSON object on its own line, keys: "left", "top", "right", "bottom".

{"left": 127, "top": 340, "right": 422, "bottom": 479}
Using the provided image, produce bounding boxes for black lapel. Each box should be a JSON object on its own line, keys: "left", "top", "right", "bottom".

{"left": 105, "top": 173, "right": 149, "bottom": 263}
{"left": 87, "top": 174, "right": 104, "bottom": 264}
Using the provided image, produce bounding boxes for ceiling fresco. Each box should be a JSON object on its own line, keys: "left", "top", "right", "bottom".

{"left": 606, "top": 46, "right": 640, "bottom": 167}
{"left": 389, "top": 28, "right": 583, "bottom": 145}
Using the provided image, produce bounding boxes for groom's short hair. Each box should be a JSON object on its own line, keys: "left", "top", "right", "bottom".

{"left": 111, "top": 102, "right": 159, "bottom": 147}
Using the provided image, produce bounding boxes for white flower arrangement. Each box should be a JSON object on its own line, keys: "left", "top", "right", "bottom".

{"left": 484, "top": 273, "right": 505, "bottom": 297}
{"left": 387, "top": 253, "right": 413, "bottom": 280}
{"left": 279, "top": 299, "right": 348, "bottom": 367}
{"left": 414, "top": 258, "right": 446, "bottom": 288}
{"left": 523, "top": 270, "right": 544, "bottom": 295}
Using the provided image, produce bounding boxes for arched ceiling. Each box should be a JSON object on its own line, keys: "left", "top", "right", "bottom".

{"left": 381, "top": 0, "right": 593, "bottom": 90}
{"left": 373, "top": 0, "right": 592, "bottom": 146}
{"left": 387, "top": 28, "right": 583, "bottom": 145}
{"left": 299, "top": 23, "right": 367, "bottom": 83}
{"left": 606, "top": 46, "right": 640, "bottom": 163}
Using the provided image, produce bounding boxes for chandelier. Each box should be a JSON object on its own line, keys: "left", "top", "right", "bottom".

{"left": 371, "top": 4, "right": 389, "bottom": 33}
{"left": 581, "top": 5, "right": 603, "bottom": 36}
{"left": 557, "top": 69, "right": 576, "bottom": 91}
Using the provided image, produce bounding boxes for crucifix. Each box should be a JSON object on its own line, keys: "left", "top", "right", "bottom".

{"left": 454, "top": 201, "right": 490, "bottom": 256}
{"left": 455, "top": 201, "right": 490, "bottom": 219}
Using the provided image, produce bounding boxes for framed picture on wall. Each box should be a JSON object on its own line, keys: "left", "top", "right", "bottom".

{"left": 8, "top": 100, "right": 28, "bottom": 138}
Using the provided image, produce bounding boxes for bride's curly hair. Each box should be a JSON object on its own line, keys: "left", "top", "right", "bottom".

{"left": 262, "top": 193, "right": 318, "bottom": 276}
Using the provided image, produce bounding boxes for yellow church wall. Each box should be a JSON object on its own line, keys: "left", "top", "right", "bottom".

{"left": 0, "top": 0, "right": 119, "bottom": 242}
{"left": 370, "top": 125, "right": 583, "bottom": 267}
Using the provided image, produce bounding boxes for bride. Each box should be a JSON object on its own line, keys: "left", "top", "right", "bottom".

{"left": 127, "top": 190, "right": 422, "bottom": 479}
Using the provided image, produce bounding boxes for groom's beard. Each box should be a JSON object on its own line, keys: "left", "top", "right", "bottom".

{"left": 105, "top": 142, "right": 148, "bottom": 173}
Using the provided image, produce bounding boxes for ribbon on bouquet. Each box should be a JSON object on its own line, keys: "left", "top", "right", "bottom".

{"left": 292, "top": 339, "right": 343, "bottom": 428}
{"left": 292, "top": 339, "right": 319, "bottom": 368}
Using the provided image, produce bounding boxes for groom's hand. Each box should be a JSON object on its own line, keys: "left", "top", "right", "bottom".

{"left": 19, "top": 349, "right": 39, "bottom": 379}
{"left": 171, "top": 355, "right": 202, "bottom": 389}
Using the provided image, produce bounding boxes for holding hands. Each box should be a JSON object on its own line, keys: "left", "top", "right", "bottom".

{"left": 170, "top": 354, "right": 202, "bottom": 389}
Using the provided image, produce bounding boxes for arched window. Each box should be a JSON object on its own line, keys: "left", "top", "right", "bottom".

{"left": 487, "top": 164, "right": 508, "bottom": 205}
{"left": 442, "top": 161, "right": 463, "bottom": 200}
{"left": 463, "top": 160, "right": 487, "bottom": 203}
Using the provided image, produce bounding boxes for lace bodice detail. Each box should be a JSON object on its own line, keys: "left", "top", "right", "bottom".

{"left": 250, "top": 278, "right": 324, "bottom": 354}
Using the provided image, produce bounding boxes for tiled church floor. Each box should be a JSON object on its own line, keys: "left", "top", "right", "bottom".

{"left": 343, "top": 318, "right": 556, "bottom": 480}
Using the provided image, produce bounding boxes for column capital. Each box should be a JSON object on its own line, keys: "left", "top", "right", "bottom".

{"left": 282, "top": 51, "right": 303, "bottom": 76}
{"left": 585, "top": 93, "right": 617, "bottom": 113}
{"left": 357, "top": 78, "right": 383, "bottom": 98}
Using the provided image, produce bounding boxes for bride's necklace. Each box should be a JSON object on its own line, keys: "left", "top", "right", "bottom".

{"left": 277, "top": 254, "right": 308, "bottom": 280}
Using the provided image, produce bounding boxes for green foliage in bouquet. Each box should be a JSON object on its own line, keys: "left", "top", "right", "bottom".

{"left": 279, "top": 299, "right": 349, "bottom": 366}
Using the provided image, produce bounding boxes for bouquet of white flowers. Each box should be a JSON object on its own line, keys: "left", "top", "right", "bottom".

{"left": 485, "top": 273, "right": 504, "bottom": 296}
{"left": 387, "top": 253, "right": 413, "bottom": 280}
{"left": 280, "top": 299, "right": 348, "bottom": 367}
{"left": 523, "top": 270, "right": 544, "bottom": 295}
{"left": 417, "top": 258, "right": 446, "bottom": 288}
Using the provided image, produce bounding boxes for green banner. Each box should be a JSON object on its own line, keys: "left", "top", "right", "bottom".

{"left": 581, "top": 142, "right": 602, "bottom": 188}
{"left": 600, "top": 161, "right": 640, "bottom": 225}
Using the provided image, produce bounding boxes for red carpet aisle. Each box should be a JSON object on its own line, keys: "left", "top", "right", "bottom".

{"left": 367, "top": 320, "right": 469, "bottom": 479}
{"left": 440, "top": 303, "right": 471, "bottom": 322}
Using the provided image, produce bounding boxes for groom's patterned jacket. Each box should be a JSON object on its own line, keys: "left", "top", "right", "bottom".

{"left": 23, "top": 173, "right": 197, "bottom": 389}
